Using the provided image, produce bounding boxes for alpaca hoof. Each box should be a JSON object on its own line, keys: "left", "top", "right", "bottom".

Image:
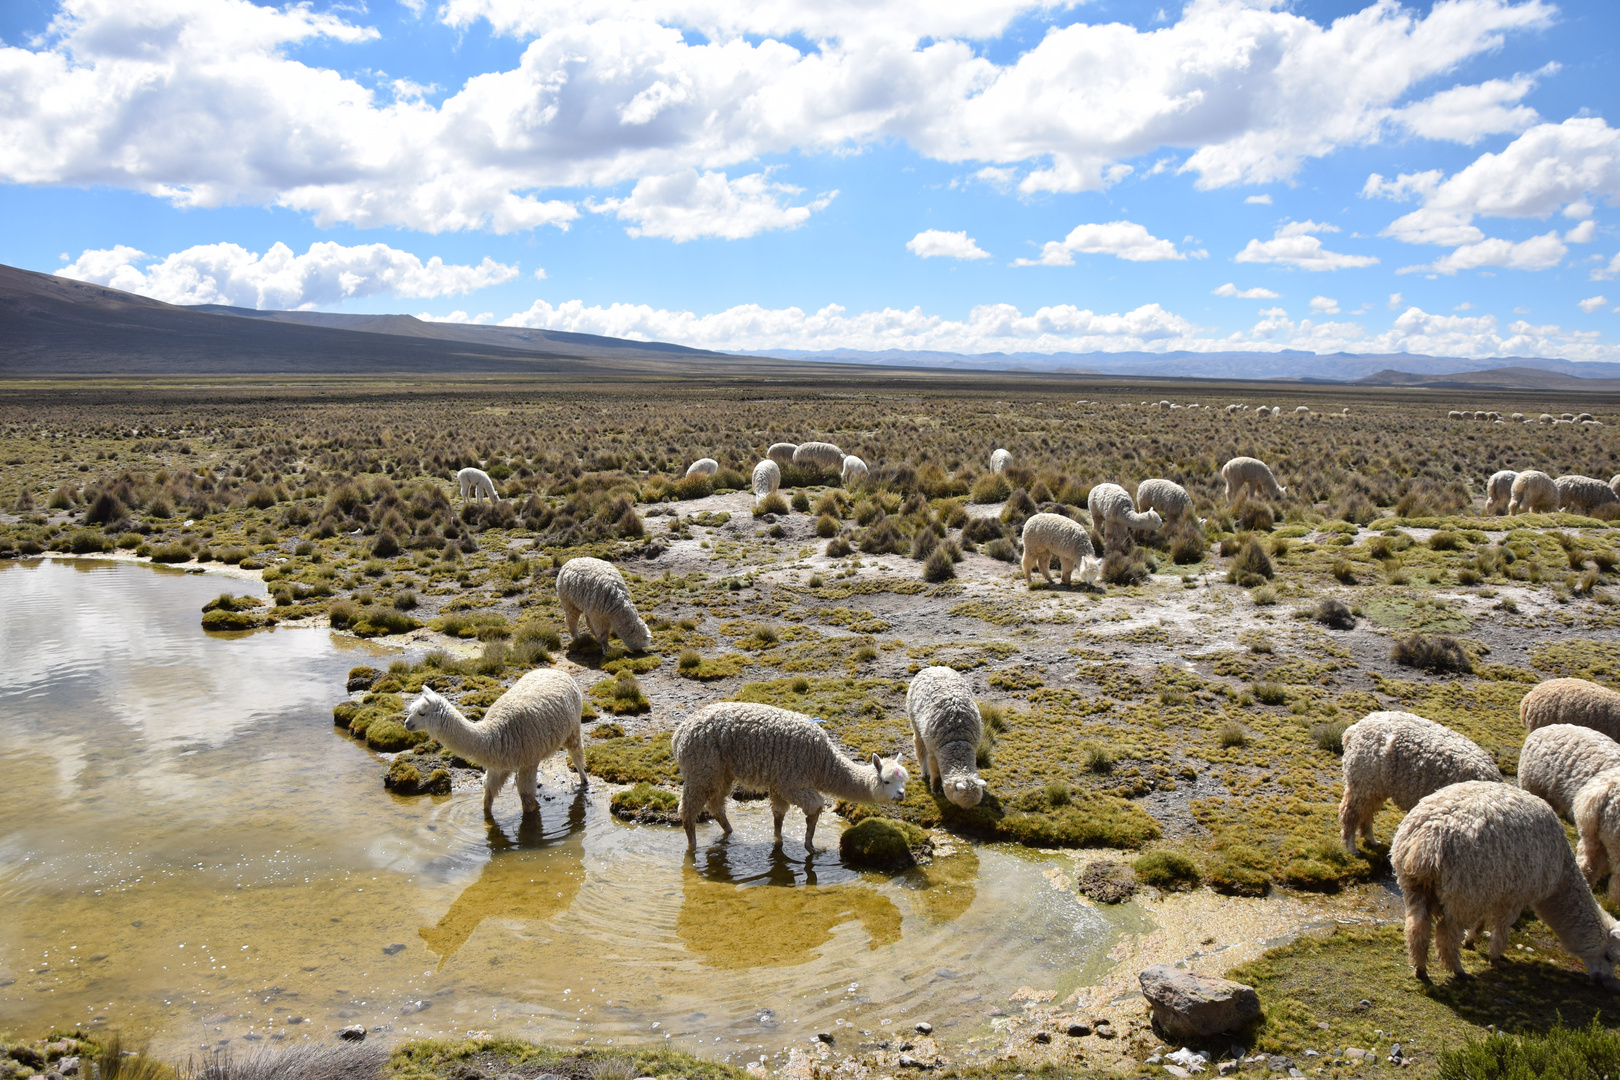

{"left": 1413, "top": 970, "right": 1431, "bottom": 984}
{"left": 1450, "top": 970, "right": 1475, "bottom": 983}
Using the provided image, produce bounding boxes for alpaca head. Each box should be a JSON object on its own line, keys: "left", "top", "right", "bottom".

{"left": 944, "top": 774, "right": 987, "bottom": 808}
{"left": 870, "top": 753, "right": 909, "bottom": 802}
{"left": 1077, "top": 555, "right": 1103, "bottom": 587}
{"left": 1586, "top": 924, "right": 1620, "bottom": 989}
{"left": 404, "top": 686, "right": 452, "bottom": 732}
{"left": 1276, "top": 484, "right": 1288, "bottom": 497}
{"left": 1136, "top": 509, "right": 1163, "bottom": 531}
{"left": 616, "top": 612, "right": 654, "bottom": 653}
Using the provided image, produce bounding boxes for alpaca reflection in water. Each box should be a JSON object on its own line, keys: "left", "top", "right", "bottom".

{"left": 676, "top": 842, "right": 902, "bottom": 969}
{"left": 418, "top": 792, "right": 587, "bottom": 966}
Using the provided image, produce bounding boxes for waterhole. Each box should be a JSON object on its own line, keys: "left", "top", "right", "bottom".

{"left": 0, "top": 558, "right": 1146, "bottom": 1061}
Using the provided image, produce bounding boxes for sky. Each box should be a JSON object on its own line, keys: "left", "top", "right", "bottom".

{"left": 3, "top": 0, "right": 1620, "bottom": 361}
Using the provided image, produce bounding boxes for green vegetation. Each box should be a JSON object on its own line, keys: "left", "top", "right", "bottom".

{"left": 839, "top": 817, "right": 930, "bottom": 869}
{"left": 584, "top": 732, "right": 678, "bottom": 784}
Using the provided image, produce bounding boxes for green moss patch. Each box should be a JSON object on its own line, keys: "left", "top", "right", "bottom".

{"left": 585, "top": 732, "right": 678, "bottom": 784}
{"left": 388, "top": 1038, "right": 750, "bottom": 1080}
{"left": 385, "top": 757, "right": 451, "bottom": 796}
{"left": 1530, "top": 639, "right": 1620, "bottom": 688}
{"left": 839, "top": 817, "right": 931, "bottom": 869}
{"left": 609, "top": 781, "right": 682, "bottom": 824}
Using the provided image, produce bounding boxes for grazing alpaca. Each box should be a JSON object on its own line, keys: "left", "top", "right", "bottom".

{"left": 456, "top": 467, "right": 498, "bottom": 503}
{"left": 673, "top": 702, "right": 908, "bottom": 851}
{"left": 404, "top": 671, "right": 587, "bottom": 817}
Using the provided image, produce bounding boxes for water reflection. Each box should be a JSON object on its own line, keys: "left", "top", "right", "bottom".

{"left": 419, "top": 794, "right": 588, "bottom": 966}
{"left": 903, "top": 847, "right": 979, "bottom": 924}
{"left": 677, "top": 844, "right": 902, "bottom": 969}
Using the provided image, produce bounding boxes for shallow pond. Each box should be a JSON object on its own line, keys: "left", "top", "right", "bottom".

{"left": 0, "top": 558, "right": 1146, "bottom": 1061}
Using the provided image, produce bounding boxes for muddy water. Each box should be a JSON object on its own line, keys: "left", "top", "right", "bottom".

{"left": 0, "top": 559, "right": 1146, "bottom": 1062}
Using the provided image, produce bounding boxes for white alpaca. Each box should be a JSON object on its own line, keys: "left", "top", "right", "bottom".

{"left": 1484, "top": 470, "right": 1517, "bottom": 516}
{"left": 404, "top": 671, "right": 587, "bottom": 817}
{"left": 1337, "top": 710, "right": 1502, "bottom": 854}
{"left": 1220, "top": 457, "right": 1285, "bottom": 503}
{"left": 456, "top": 467, "right": 498, "bottom": 503}
{"left": 1020, "top": 512, "right": 1102, "bottom": 587}
{"left": 673, "top": 702, "right": 908, "bottom": 851}
{"left": 841, "top": 455, "right": 868, "bottom": 486}
{"left": 752, "top": 459, "right": 782, "bottom": 498}
{"left": 1086, "top": 483, "right": 1162, "bottom": 552}
{"left": 793, "top": 442, "right": 845, "bottom": 472}
{"left": 555, "top": 556, "right": 653, "bottom": 652}
{"left": 685, "top": 458, "right": 719, "bottom": 478}
{"left": 767, "top": 442, "right": 798, "bottom": 465}
{"left": 990, "top": 448, "right": 1012, "bottom": 473}
{"left": 906, "top": 666, "right": 986, "bottom": 808}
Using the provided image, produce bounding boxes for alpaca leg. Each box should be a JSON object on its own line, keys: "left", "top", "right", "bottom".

{"left": 1058, "top": 554, "right": 1072, "bottom": 586}
{"left": 786, "top": 789, "right": 825, "bottom": 850}
{"left": 1487, "top": 911, "right": 1514, "bottom": 965}
{"left": 483, "top": 769, "right": 511, "bottom": 817}
{"left": 1338, "top": 787, "right": 1379, "bottom": 854}
{"left": 928, "top": 750, "right": 944, "bottom": 795}
{"left": 561, "top": 600, "right": 582, "bottom": 641}
{"left": 1020, "top": 548, "right": 1035, "bottom": 585}
{"left": 680, "top": 781, "right": 706, "bottom": 849}
{"left": 1579, "top": 832, "right": 1610, "bottom": 889}
{"left": 516, "top": 765, "right": 540, "bottom": 814}
{"left": 565, "top": 731, "right": 589, "bottom": 790}
{"left": 709, "top": 793, "right": 733, "bottom": 837}
{"left": 1404, "top": 887, "right": 1434, "bottom": 980}
{"left": 1435, "top": 911, "right": 1468, "bottom": 979}
{"left": 770, "top": 794, "right": 791, "bottom": 842}
{"left": 911, "top": 733, "right": 928, "bottom": 784}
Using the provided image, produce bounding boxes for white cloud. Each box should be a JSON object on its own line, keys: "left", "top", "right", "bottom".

{"left": 1309, "top": 296, "right": 1340, "bottom": 314}
{"left": 1401, "top": 230, "right": 1567, "bottom": 275}
{"left": 495, "top": 296, "right": 1200, "bottom": 353}
{"left": 56, "top": 241, "right": 519, "bottom": 309}
{"left": 0, "top": 0, "right": 1560, "bottom": 232}
{"left": 1580, "top": 295, "right": 1610, "bottom": 313}
{"left": 465, "top": 293, "right": 1618, "bottom": 360}
{"left": 1378, "top": 118, "right": 1620, "bottom": 249}
{"left": 1566, "top": 219, "right": 1597, "bottom": 244}
{"left": 1244, "top": 194, "right": 1273, "bottom": 205}
{"left": 1595, "top": 254, "right": 1620, "bottom": 281}
{"left": 587, "top": 170, "right": 834, "bottom": 241}
{"left": 907, "top": 230, "right": 991, "bottom": 260}
{"left": 1388, "top": 292, "right": 1403, "bottom": 309}
{"left": 1393, "top": 68, "right": 1548, "bottom": 144}
{"left": 1013, "top": 221, "right": 1186, "bottom": 266}
{"left": 1235, "top": 223, "right": 1378, "bottom": 271}
{"left": 1213, "top": 283, "right": 1280, "bottom": 299}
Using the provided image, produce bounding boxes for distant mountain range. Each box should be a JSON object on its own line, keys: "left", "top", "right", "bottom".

{"left": 755, "top": 346, "right": 1620, "bottom": 385}
{"left": 1, "top": 261, "right": 1616, "bottom": 389}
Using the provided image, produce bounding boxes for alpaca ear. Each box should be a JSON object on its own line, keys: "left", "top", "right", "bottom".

{"left": 871, "top": 752, "right": 883, "bottom": 774}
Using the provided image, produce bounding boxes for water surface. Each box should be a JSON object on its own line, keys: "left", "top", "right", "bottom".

{"left": 0, "top": 558, "right": 1142, "bottom": 1061}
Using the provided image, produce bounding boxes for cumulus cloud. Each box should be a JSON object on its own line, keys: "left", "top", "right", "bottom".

{"left": 907, "top": 230, "right": 991, "bottom": 260}
{"left": 1580, "top": 295, "right": 1610, "bottom": 313}
{"left": 1595, "top": 254, "right": 1620, "bottom": 281}
{"left": 1392, "top": 68, "right": 1548, "bottom": 144}
{"left": 1374, "top": 118, "right": 1620, "bottom": 252}
{"left": 0, "top": 0, "right": 1559, "bottom": 232}
{"left": 1400, "top": 230, "right": 1567, "bottom": 275}
{"left": 1013, "top": 221, "right": 1187, "bottom": 266}
{"left": 1235, "top": 222, "right": 1378, "bottom": 271}
{"left": 1310, "top": 296, "right": 1341, "bottom": 314}
{"left": 491, "top": 296, "right": 1199, "bottom": 353}
{"left": 1213, "top": 283, "right": 1280, "bottom": 299}
{"left": 56, "top": 241, "right": 519, "bottom": 309}
{"left": 1244, "top": 194, "right": 1273, "bottom": 205}
{"left": 448, "top": 292, "right": 1618, "bottom": 360}
{"left": 587, "top": 170, "right": 834, "bottom": 241}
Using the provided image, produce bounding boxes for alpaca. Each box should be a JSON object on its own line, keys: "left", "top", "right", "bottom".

{"left": 673, "top": 702, "right": 908, "bottom": 851}
{"left": 404, "top": 671, "right": 587, "bottom": 817}
{"left": 555, "top": 557, "right": 653, "bottom": 652}
{"left": 906, "top": 666, "right": 986, "bottom": 807}
{"left": 456, "top": 467, "right": 498, "bottom": 503}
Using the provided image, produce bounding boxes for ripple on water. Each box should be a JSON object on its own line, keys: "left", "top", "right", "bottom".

{"left": 0, "top": 558, "right": 1145, "bottom": 1061}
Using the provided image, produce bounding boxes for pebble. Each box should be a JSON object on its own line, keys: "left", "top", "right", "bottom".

{"left": 897, "top": 1055, "right": 928, "bottom": 1070}
{"left": 1165, "top": 1067, "right": 1190, "bottom": 1079}
{"left": 1217, "top": 1065, "right": 1238, "bottom": 1077}
{"left": 1067, "top": 1023, "right": 1092, "bottom": 1037}
{"left": 337, "top": 1026, "right": 366, "bottom": 1042}
{"left": 1032, "top": 1032, "right": 1051, "bottom": 1044}
{"left": 817, "top": 1033, "right": 835, "bottom": 1045}
{"left": 1344, "top": 1048, "right": 1366, "bottom": 1060}
{"left": 915, "top": 1022, "right": 933, "bottom": 1035}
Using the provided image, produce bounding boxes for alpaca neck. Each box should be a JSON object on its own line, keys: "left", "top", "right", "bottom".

{"left": 1536, "top": 863, "right": 1615, "bottom": 964}
{"left": 935, "top": 739, "right": 979, "bottom": 778}
{"left": 423, "top": 700, "right": 493, "bottom": 761}
{"left": 814, "top": 751, "right": 885, "bottom": 803}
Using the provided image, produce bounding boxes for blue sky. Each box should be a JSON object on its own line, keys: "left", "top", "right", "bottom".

{"left": 2, "top": 0, "right": 1619, "bottom": 359}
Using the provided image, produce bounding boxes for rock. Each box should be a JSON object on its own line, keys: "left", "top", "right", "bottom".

{"left": 1266, "top": 1058, "right": 1294, "bottom": 1073}
{"left": 1356, "top": 1000, "right": 1371, "bottom": 1010}
{"left": 1167, "top": 1048, "right": 1210, "bottom": 1071}
{"left": 1145, "top": 1055, "right": 1163, "bottom": 1066}
{"left": 57, "top": 1059, "right": 80, "bottom": 1077}
{"left": 1165, "top": 1067, "right": 1191, "bottom": 1079}
{"left": 1078, "top": 860, "right": 1138, "bottom": 904}
{"left": 1095, "top": 1022, "right": 1116, "bottom": 1039}
{"left": 337, "top": 1026, "right": 366, "bottom": 1042}
{"left": 1066, "top": 1023, "right": 1091, "bottom": 1037}
{"left": 1217, "top": 1064, "right": 1238, "bottom": 1077}
{"left": 1032, "top": 1032, "right": 1051, "bottom": 1044}
{"left": 840, "top": 818, "right": 931, "bottom": 869}
{"left": 817, "top": 1033, "right": 835, "bottom": 1045}
{"left": 1140, "top": 965, "right": 1261, "bottom": 1041}
{"left": 897, "top": 1055, "right": 929, "bottom": 1070}
{"left": 382, "top": 943, "right": 406, "bottom": 955}
{"left": 1343, "top": 1048, "right": 1366, "bottom": 1060}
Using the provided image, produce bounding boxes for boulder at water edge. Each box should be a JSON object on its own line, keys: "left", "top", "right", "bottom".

{"left": 1139, "top": 964, "right": 1260, "bottom": 1040}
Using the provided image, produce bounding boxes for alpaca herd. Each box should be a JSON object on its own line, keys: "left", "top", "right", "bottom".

{"left": 1336, "top": 682, "right": 1620, "bottom": 987}
{"left": 419, "top": 435, "right": 1620, "bottom": 992}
